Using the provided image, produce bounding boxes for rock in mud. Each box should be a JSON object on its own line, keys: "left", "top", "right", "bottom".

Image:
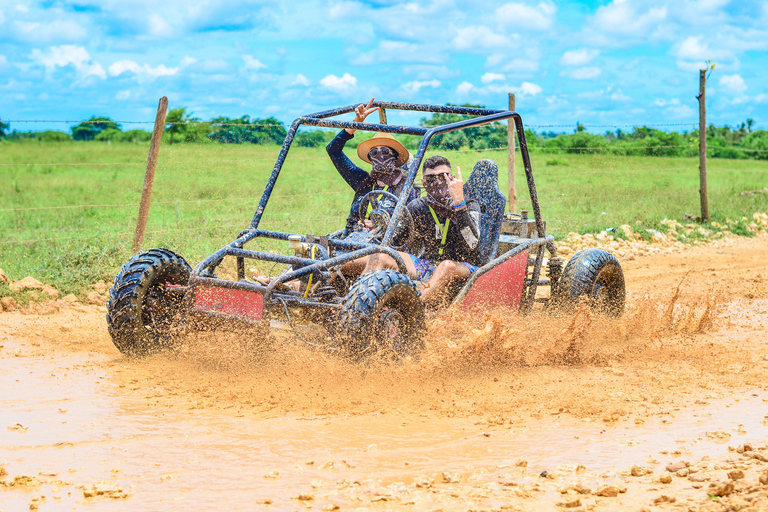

{"left": 94, "top": 280, "right": 108, "bottom": 293}
{"left": 441, "top": 472, "right": 461, "bottom": 484}
{"left": 41, "top": 285, "right": 59, "bottom": 299}
{"left": 595, "top": 485, "right": 620, "bottom": 497}
{"left": 653, "top": 495, "right": 676, "bottom": 504}
{"left": 759, "top": 471, "right": 768, "bottom": 485}
{"left": 8, "top": 475, "right": 41, "bottom": 487}
{"left": 414, "top": 476, "right": 434, "bottom": 488}
{"left": 293, "top": 493, "right": 314, "bottom": 501}
{"left": 556, "top": 498, "right": 581, "bottom": 508}
{"left": 62, "top": 294, "right": 78, "bottom": 304}
{"left": 7, "top": 423, "right": 28, "bottom": 433}
{"left": 665, "top": 461, "right": 689, "bottom": 473}
{"left": 0, "top": 268, "right": 7, "bottom": 284}
{"left": 87, "top": 292, "right": 107, "bottom": 306}
{"left": 676, "top": 468, "right": 690, "bottom": 477}
{"left": 0, "top": 297, "right": 18, "bottom": 311}
{"left": 0, "top": 466, "right": 6, "bottom": 478}
{"left": 660, "top": 472, "right": 673, "bottom": 484}
{"left": 728, "top": 469, "right": 745, "bottom": 481}
{"left": 10, "top": 276, "right": 44, "bottom": 292}
{"left": 710, "top": 481, "right": 734, "bottom": 497}
{"left": 263, "top": 471, "right": 280, "bottom": 479}
{"left": 631, "top": 465, "right": 653, "bottom": 477}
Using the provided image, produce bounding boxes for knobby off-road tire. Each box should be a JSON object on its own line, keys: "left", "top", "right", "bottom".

{"left": 336, "top": 269, "right": 426, "bottom": 361}
{"left": 107, "top": 248, "right": 191, "bottom": 356}
{"left": 553, "top": 248, "right": 625, "bottom": 317}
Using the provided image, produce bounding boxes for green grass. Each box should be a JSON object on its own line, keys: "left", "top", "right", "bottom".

{"left": 2, "top": 140, "right": 768, "bottom": 297}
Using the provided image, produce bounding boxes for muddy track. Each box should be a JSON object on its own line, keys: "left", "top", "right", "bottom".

{"left": 1, "top": 235, "right": 768, "bottom": 511}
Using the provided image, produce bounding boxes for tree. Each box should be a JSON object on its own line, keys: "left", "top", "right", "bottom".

{"left": 165, "top": 108, "right": 197, "bottom": 144}
{"left": 71, "top": 117, "right": 121, "bottom": 141}
{"left": 0, "top": 118, "right": 8, "bottom": 138}
{"left": 419, "top": 104, "right": 507, "bottom": 150}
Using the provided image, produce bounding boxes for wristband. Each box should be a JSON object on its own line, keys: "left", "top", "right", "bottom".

{"left": 453, "top": 201, "right": 466, "bottom": 210}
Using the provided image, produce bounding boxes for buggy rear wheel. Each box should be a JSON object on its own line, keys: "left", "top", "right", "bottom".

{"left": 336, "top": 269, "right": 426, "bottom": 361}
{"left": 553, "top": 248, "right": 625, "bottom": 317}
{"left": 107, "top": 248, "right": 191, "bottom": 356}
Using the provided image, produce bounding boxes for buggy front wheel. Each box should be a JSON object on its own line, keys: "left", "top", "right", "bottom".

{"left": 335, "top": 269, "right": 426, "bottom": 361}
{"left": 107, "top": 248, "right": 191, "bottom": 356}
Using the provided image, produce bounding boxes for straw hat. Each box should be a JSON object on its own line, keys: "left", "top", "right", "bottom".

{"left": 357, "top": 133, "right": 410, "bottom": 167}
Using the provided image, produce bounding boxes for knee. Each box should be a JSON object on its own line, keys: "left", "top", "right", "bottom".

{"left": 437, "top": 260, "right": 458, "bottom": 274}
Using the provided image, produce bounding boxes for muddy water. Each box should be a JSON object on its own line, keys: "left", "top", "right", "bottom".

{"left": 2, "top": 235, "right": 768, "bottom": 511}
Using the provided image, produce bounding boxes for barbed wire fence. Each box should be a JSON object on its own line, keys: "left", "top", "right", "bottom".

{"left": 2, "top": 105, "right": 767, "bottom": 254}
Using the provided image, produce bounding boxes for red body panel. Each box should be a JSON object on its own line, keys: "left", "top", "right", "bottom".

{"left": 460, "top": 250, "right": 528, "bottom": 312}
{"left": 193, "top": 287, "right": 264, "bottom": 320}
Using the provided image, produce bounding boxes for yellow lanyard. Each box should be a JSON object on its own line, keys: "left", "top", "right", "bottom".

{"left": 366, "top": 185, "right": 389, "bottom": 217}
{"left": 428, "top": 206, "right": 450, "bottom": 256}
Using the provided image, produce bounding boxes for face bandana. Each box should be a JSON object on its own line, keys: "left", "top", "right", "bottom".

{"left": 424, "top": 172, "right": 455, "bottom": 216}
{"left": 368, "top": 146, "right": 402, "bottom": 186}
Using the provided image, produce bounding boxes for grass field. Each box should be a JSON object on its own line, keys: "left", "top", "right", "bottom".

{"left": 2, "top": 140, "right": 768, "bottom": 297}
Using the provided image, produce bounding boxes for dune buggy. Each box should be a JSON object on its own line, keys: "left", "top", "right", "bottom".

{"left": 107, "top": 102, "right": 626, "bottom": 359}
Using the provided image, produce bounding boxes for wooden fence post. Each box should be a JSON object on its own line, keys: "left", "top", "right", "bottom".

{"left": 132, "top": 96, "right": 168, "bottom": 253}
{"left": 507, "top": 93, "right": 517, "bottom": 213}
{"left": 696, "top": 70, "right": 709, "bottom": 222}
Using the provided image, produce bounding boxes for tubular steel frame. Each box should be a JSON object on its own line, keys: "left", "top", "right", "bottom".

{"left": 189, "top": 101, "right": 553, "bottom": 321}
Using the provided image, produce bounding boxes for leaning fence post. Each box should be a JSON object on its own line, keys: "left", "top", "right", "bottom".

{"left": 132, "top": 96, "right": 168, "bottom": 253}
{"left": 696, "top": 70, "right": 709, "bottom": 222}
{"left": 507, "top": 93, "right": 517, "bottom": 213}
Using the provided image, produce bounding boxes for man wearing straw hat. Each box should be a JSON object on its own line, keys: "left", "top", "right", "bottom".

{"left": 326, "top": 98, "right": 421, "bottom": 236}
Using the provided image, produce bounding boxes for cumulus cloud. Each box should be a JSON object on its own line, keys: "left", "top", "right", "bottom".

{"left": 109, "top": 60, "right": 179, "bottom": 80}
{"left": 292, "top": 73, "right": 310, "bottom": 86}
{"left": 453, "top": 25, "right": 515, "bottom": 51}
{"left": 496, "top": 2, "right": 556, "bottom": 30}
{"left": 486, "top": 55, "right": 539, "bottom": 74}
{"left": 591, "top": 1, "right": 667, "bottom": 38}
{"left": 719, "top": 74, "right": 747, "bottom": 94}
{"left": 242, "top": 55, "right": 266, "bottom": 70}
{"left": 116, "top": 90, "right": 131, "bottom": 100}
{"left": 402, "top": 65, "right": 460, "bottom": 80}
{"left": 320, "top": 73, "right": 357, "bottom": 93}
{"left": 560, "top": 49, "right": 600, "bottom": 66}
{"left": 402, "top": 79, "right": 440, "bottom": 93}
{"left": 31, "top": 45, "right": 106, "bottom": 79}
{"left": 481, "top": 73, "right": 505, "bottom": 84}
{"left": 456, "top": 81, "right": 474, "bottom": 95}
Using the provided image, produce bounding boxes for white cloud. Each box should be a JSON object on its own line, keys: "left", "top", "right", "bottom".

{"left": 320, "top": 73, "right": 357, "bottom": 93}
{"left": 180, "top": 56, "right": 197, "bottom": 68}
{"left": 719, "top": 74, "right": 747, "bottom": 94}
{"left": 496, "top": 2, "right": 557, "bottom": 31}
{"left": 402, "top": 79, "right": 440, "bottom": 93}
{"left": 242, "top": 55, "right": 266, "bottom": 70}
{"left": 754, "top": 93, "right": 768, "bottom": 104}
{"left": 674, "top": 36, "right": 731, "bottom": 62}
{"left": 560, "top": 49, "right": 600, "bottom": 66}
{"left": 31, "top": 45, "right": 106, "bottom": 79}
{"left": 610, "top": 89, "right": 632, "bottom": 102}
{"left": 566, "top": 67, "right": 602, "bottom": 80}
{"left": 292, "top": 73, "right": 310, "bottom": 86}
{"left": 148, "top": 14, "right": 173, "bottom": 38}
{"left": 481, "top": 72, "right": 505, "bottom": 84}
{"left": 592, "top": 2, "right": 667, "bottom": 38}
{"left": 453, "top": 26, "right": 515, "bottom": 51}
{"left": 456, "top": 81, "right": 474, "bottom": 95}
{"left": 517, "top": 81, "right": 543, "bottom": 96}
{"left": 351, "top": 40, "right": 443, "bottom": 65}
{"left": 0, "top": 55, "right": 6, "bottom": 66}
{"left": 109, "top": 60, "right": 179, "bottom": 80}
{"left": 116, "top": 90, "right": 131, "bottom": 100}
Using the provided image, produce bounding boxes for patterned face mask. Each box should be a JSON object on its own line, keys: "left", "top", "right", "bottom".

{"left": 369, "top": 146, "right": 401, "bottom": 185}
{"left": 424, "top": 172, "right": 454, "bottom": 213}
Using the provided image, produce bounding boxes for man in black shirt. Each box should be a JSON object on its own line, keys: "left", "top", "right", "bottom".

{"left": 364, "top": 155, "right": 481, "bottom": 304}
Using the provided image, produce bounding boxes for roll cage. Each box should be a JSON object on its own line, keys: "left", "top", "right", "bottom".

{"left": 189, "top": 101, "right": 554, "bottom": 318}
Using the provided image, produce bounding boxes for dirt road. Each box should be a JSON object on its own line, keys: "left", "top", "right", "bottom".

{"left": 2, "top": 235, "right": 768, "bottom": 511}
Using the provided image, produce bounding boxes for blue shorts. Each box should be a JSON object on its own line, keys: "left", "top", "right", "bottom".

{"left": 408, "top": 255, "right": 478, "bottom": 282}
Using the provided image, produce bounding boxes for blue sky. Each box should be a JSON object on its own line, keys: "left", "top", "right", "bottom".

{"left": 1, "top": 0, "right": 767, "bottom": 133}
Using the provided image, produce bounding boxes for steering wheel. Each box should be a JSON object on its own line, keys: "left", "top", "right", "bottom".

{"left": 357, "top": 189, "right": 414, "bottom": 252}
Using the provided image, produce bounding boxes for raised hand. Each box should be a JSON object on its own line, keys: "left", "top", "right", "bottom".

{"left": 447, "top": 165, "right": 465, "bottom": 205}
{"left": 346, "top": 98, "right": 379, "bottom": 134}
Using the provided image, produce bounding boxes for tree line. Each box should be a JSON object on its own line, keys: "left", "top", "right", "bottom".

{"left": 2, "top": 105, "right": 766, "bottom": 160}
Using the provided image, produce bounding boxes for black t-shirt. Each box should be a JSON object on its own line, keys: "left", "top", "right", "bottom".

{"left": 406, "top": 197, "right": 481, "bottom": 264}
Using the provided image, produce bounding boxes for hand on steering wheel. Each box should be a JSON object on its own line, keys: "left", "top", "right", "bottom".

{"left": 357, "top": 189, "right": 414, "bottom": 251}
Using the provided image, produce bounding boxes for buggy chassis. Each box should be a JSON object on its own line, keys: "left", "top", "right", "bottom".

{"left": 107, "top": 102, "right": 626, "bottom": 357}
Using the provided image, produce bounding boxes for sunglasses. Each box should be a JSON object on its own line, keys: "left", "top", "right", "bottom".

{"left": 423, "top": 172, "right": 450, "bottom": 184}
{"left": 368, "top": 146, "right": 397, "bottom": 159}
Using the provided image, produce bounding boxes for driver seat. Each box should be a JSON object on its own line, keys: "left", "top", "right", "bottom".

{"left": 462, "top": 159, "right": 506, "bottom": 267}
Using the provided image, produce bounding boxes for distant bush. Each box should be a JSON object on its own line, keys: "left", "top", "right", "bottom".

{"left": 741, "top": 130, "right": 768, "bottom": 160}
{"left": 34, "top": 130, "right": 71, "bottom": 142}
